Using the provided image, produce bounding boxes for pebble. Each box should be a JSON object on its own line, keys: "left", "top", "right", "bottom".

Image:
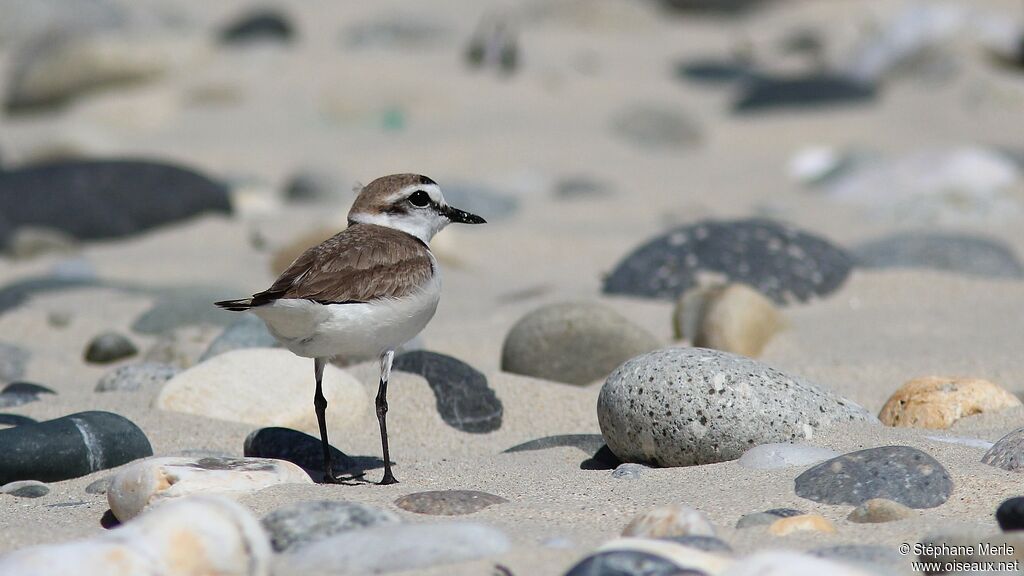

{"left": 722, "top": 550, "right": 874, "bottom": 576}
{"left": 219, "top": 8, "right": 294, "bottom": 44}
{"left": 847, "top": 498, "right": 912, "bottom": 523}
{"left": 733, "top": 74, "right": 876, "bottom": 113}
{"left": 83, "top": 331, "right": 138, "bottom": 364}
{"left": 622, "top": 504, "right": 716, "bottom": 539}
{"left": 0, "top": 342, "right": 29, "bottom": 382}
{"left": 107, "top": 455, "right": 312, "bottom": 522}
{"left": 0, "top": 382, "right": 56, "bottom": 408}
{"left": 612, "top": 463, "right": 647, "bottom": 479}
{"left": 243, "top": 427, "right": 361, "bottom": 475}
{"left": 737, "top": 443, "right": 839, "bottom": 470}
{"left": 84, "top": 476, "right": 111, "bottom": 495}
{"left": 1, "top": 479, "right": 49, "bottom": 498}
{"left": 736, "top": 508, "right": 805, "bottom": 529}
{"left": 0, "top": 160, "right": 231, "bottom": 249}
{"left": 156, "top": 348, "right": 368, "bottom": 431}
{"left": 769, "top": 513, "right": 836, "bottom": 536}
{"left": 275, "top": 522, "right": 510, "bottom": 575}
{"left": 131, "top": 286, "right": 240, "bottom": 335}
{"left": 997, "top": 497, "right": 1024, "bottom": 531}
{"left": 673, "top": 283, "right": 781, "bottom": 356}
{"left": 501, "top": 302, "right": 660, "bottom": 386}
{"left": 198, "top": 314, "right": 280, "bottom": 362}
{"left": 878, "top": 376, "right": 1021, "bottom": 429}
{"left": 609, "top": 103, "right": 702, "bottom": 149}
{"left": 0, "top": 495, "right": 270, "bottom": 576}
{"left": 0, "top": 411, "right": 152, "bottom": 484}
{"left": 395, "top": 490, "right": 508, "bottom": 516}
{"left": 94, "top": 362, "right": 178, "bottom": 392}
{"left": 281, "top": 167, "right": 345, "bottom": 205}
{"left": 603, "top": 219, "right": 853, "bottom": 305}
{"left": 853, "top": 233, "right": 1024, "bottom": 279}
{"left": 597, "top": 348, "right": 877, "bottom": 466}
{"left": 794, "top": 446, "right": 952, "bottom": 509}
{"left": 262, "top": 500, "right": 401, "bottom": 553}
{"left": 393, "top": 350, "right": 502, "bottom": 433}
{"left": 982, "top": 427, "right": 1024, "bottom": 472}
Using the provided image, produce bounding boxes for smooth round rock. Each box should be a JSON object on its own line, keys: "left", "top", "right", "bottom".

{"left": 612, "top": 463, "right": 647, "bottom": 479}
{"left": 0, "top": 411, "right": 152, "bottom": 484}
{"left": 1, "top": 479, "right": 49, "bottom": 498}
{"left": 737, "top": 442, "right": 840, "bottom": 470}
{"left": 736, "top": 508, "right": 805, "bottom": 529}
{"left": 219, "top": 8, "right": 294, "bottom": 44}
{"left": 603, "top": 219, "right": 853, "bottom": 305}
{"left": 879, "top": 376, "right": 1022, "bottom": 429}
{"left": 501, "top": 302, "right": 660, "bottom": 386}
{"left": 393, "top": 350, "right": 502, "bottom": 433}
{"left": 95, "top": 362, "right": 178, "bottom": 392}
{"left": 733, "top": 74, "right": 876, "bottom": 113}
{"left": 395, "top": 490, "right": 508, "bottom": 516}
{"left": 769, "top": 514, "right": 836, "bottom": 536}
{"left": 199, "top": 314, "right": 279, "bottom": 362}
{"left": 794, "top": 446, "right": 952, "bottom": 509}
{"left": 622, "top": 505, "right": 716, "bottom": 539}
{"left": 85, "top": 476, "right": 112, "bottom": 495}
{"left": 598, "top": 348, "right": 877, "bottom": 467}
{"left": 674, "top": 283, "right": 781, "bottom": 357}
{"left": 996, "top": 497, "right": 1024, "bottom": 531}
{"left": 565, "top": 550, "right": 704, "bottom": 576}
{"left": 854, "top": 233, "right": 1024, "bottom": 279}
{"left": 983, "top": 427, "right": 1024, "bottom": 472}
{"left": 847, "top": 498, "right": 912, "bottom": 523}
{"left": 262, "top": 500, "right": 401, "bottom": 553}
{"left": 83, "top": 331, "right": 138, "bottom": 364}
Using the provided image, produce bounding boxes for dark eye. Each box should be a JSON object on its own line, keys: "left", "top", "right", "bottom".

{"left": 408, "top": 190, "right": 431, "bottom": 207}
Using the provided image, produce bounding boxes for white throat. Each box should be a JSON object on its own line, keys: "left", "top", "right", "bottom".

{"left": 348, "top": 211, "right": 447, "bottom": 244}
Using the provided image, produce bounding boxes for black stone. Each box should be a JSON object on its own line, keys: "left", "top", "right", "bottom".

{"left": 997, "top": 497, "right": 1024, "bottom": 531}
{"left": 244, "top": 427, "right": 384, "bottom": 477}
{"left": 795, "top": 446, "right": 952, "bottom": 509}
{"left": 219, "top": 9, "right": 294, "bottom": 44}
{"left": 393, "top": 350, "right": 502, "bottom": 433}
{"left": 0, "top": 160, "right": 231, "bottom": 250}
{"left": 565, "top": 550, "right": 701, "bottom": 576}
{"left": 83, "top": 331, "right": 137, "bottom": 364}
{"left": 0, "top": 382, "right": 55, "bottom": 408}
{"left": 0, "top": 411, "right": 152, "bottom": 484}
{"left": 733, "top": 74, "right": 876, "bottom": 113}
{"left": 603, "top": 218, "right": 852, "bottom": 305}
{"left": 504, "top": 434, "right": 606, "bottom": 455}
{"left": 0, "top": 414, "right": 36, "bottom": 427}
{"left": 854, "top": 233, "right": 1024, "bottom": 279}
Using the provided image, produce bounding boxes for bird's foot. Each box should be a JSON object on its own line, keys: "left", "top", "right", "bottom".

{"left": 379, "top": 471, "right": 399, "bottom": 485}
{"left": 321, "top": 470, "right": 366, "bottom": 484}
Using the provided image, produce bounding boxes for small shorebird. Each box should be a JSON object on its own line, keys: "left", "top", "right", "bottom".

{"left": 216, "top": 174, "right": 485, "bottom": 484}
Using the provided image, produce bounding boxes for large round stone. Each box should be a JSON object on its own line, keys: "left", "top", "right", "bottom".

{"left": 501, "top": 302, "right": 660, "bottom": 386}
{"left": 597, "top": 348, "right": 877, "bottom": 466}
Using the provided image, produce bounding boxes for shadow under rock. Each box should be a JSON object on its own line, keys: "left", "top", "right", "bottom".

{"left": 502, "top": 434, "right": 623, "bottom": 470}
{"left": 244, "top": 427, "right": 387, "bottom": 484}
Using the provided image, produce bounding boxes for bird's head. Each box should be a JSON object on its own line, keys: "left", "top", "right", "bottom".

{"left": 347, "top": 174, "right": 485, "bottom": 243}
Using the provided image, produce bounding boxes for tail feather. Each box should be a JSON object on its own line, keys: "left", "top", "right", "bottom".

{"left": 215, "top": 298, "right": 254, "bottom": 312}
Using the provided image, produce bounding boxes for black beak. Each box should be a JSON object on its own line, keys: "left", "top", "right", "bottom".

{"left": 442, "top": 205, "right": 486, "bottom": 224}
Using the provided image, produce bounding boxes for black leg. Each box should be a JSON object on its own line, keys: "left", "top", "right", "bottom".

{"left": 377, "top": 350, "right": 397, "bottom": 485}
{"left": 312, "top": 358, "right": 339, "bottom": 484}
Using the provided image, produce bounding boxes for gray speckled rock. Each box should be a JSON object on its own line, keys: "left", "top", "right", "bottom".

{"left": 603, "top": 219, "right": 853, "bottom": 305}
{"left": 395, "top": 490, "right": 508, "bottom": 516}
{"left": 0, "top": 342, "right": 29, "bottom": 383}
{"left": 198, "top": 314, "right": 279, "bottom": 362}
{"left": 597, "top": 348, "right": 877, "bottom": 466}
{"left": 795, "top": 446, "right": 952, "bottom": 509}
{"left": 982, "top": 427, "right": 1024, "bottom": 472}
{"left": 262, "top": 500, "right": 400, "bottom": 553}
{"left": 95, "top": 362, "right": 179, "bottom": 392}
{"left": 501, "top": 302, "right": 660, "bottom": 386}
{"left": 854, "top": 233, "right": 1024, "bottom": 278}
{"left": 83, "top": 331, "right": 137, "bottom": 364}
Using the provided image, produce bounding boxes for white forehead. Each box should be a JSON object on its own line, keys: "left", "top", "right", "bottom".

{"left": 386, "top": 183, "right": 445, "bottom": 206}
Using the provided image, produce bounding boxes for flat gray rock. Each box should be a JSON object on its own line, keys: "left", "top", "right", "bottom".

{"left": 597, "top": 348, "right": 877, "bottom": 466}
{"left": 1, "top": 479, "right": 49, "bottom": 498}
{"left": 854, "top": 232, "right": 1024, "bottom": 279}
{"left": 95, "top": 362, "right": 179, "bottom": 392}
{"left": 795, "top": 446, "right": 952, "bottom": 509}
{"left": 262, "top": 500, "right": 400, "bottom": 553}
{"left": 395, "top": 490, "right": 508, "bottom": 516}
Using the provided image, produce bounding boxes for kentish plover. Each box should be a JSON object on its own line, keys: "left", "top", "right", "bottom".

{"left": 216, "top": 174, "right": 485, "bottom": 484}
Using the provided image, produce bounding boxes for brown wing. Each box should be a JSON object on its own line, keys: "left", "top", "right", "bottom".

{"left": 251, "top": 224, "right": 434, "bottom": 306}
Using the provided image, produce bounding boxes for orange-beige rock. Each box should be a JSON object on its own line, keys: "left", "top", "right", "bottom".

{"left": 769, "top": 514, "right": 836, "bottom": 536}
{"left": 879, "top": 376, "right": 1021, "bottom": 429}
{"left": 622, "top": 504, "right": 716, "bottom": 539}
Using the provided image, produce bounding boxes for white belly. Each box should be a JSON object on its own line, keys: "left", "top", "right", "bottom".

{"left": 251, "top": 275, "right": 441, "bottom": 360}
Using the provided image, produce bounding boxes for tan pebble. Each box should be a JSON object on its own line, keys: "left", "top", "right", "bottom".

{"left": 879, "top": 376, "right": 1021, "bottom": 429}
{"left": 769, "top": 514, "right": 836, "bottom": 536}
{"left": 622, "top": 504, "right": 716, "bottom": 538}
{"left": 847, "top": 498, "right": 912, "bottom": 523}
{"left": 674, "top": 284, "right": 781, "bottom": 357}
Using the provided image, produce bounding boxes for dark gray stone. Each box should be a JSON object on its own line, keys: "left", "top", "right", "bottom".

{"left": 795, "top": 446, "right": 952, "bottom": 509}
{"left": 0, "top": 382, "right": 55, "bottom": 408}
{"left": 262, "top": 500, "right": 401, "bottom": 553}
{"left": 219, "top": 9, "right": 294, "bottom": 44}
{"left": 131, "top": 286, "right": 240, "bottom": 335}
{"left": 393, "top": 350, "right": 502, "bottom": 433}
{"left": 395, "top": 490, "right": 507, "bottom": 516}
{"left": 610, "top": 104, "right": 702, "bottom": 150}
{"left": 733, "top": 74, "right": 876, "bottom": 113}
{"left": 0, "top": 342, "right": 28, "bottom": 383}
{"left": 0, "top": 160, "right": 231, "bottom": 249}
{"left": 603, "top": 219, "right": 853, "bottom": 305}
{"left": 244, "top": 427, "right": 384, "bottom": 477}
{"left": 0, "top": 414, "right": 36, "bottom": 427}
{"left": 598, "top": 348, "right": 877, "bottom": 467}
{"left": 0, "top": 411, "right": 152, "bottom": 484}
{"left": 997, "top": 497, "right": 1024, "bottom": 531}
{"left": 504, "top": 434, "right": 606, "bottom": 455}
{"left": 854, "top": 233, "right": 1024, "bottom": 279}
{"left": 736, "top": 508, "right": 804, "bottom": 528}
{"left": 83, "top": 331, "right": 137, "bottom": 364}
{"left": 2, "top": 479, "right": 49, "bottom": 498}
{"left": 198, "top": 313, "right": 280, "bottom": 363}
{"left": 565, "top": 550, "right": 703, "bottom": 576}
{"left": 983, "top": 427, "right": 1024, "bottom": 472}
{"left": 95, "top": 362, "right": 178, "bottom": 392}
